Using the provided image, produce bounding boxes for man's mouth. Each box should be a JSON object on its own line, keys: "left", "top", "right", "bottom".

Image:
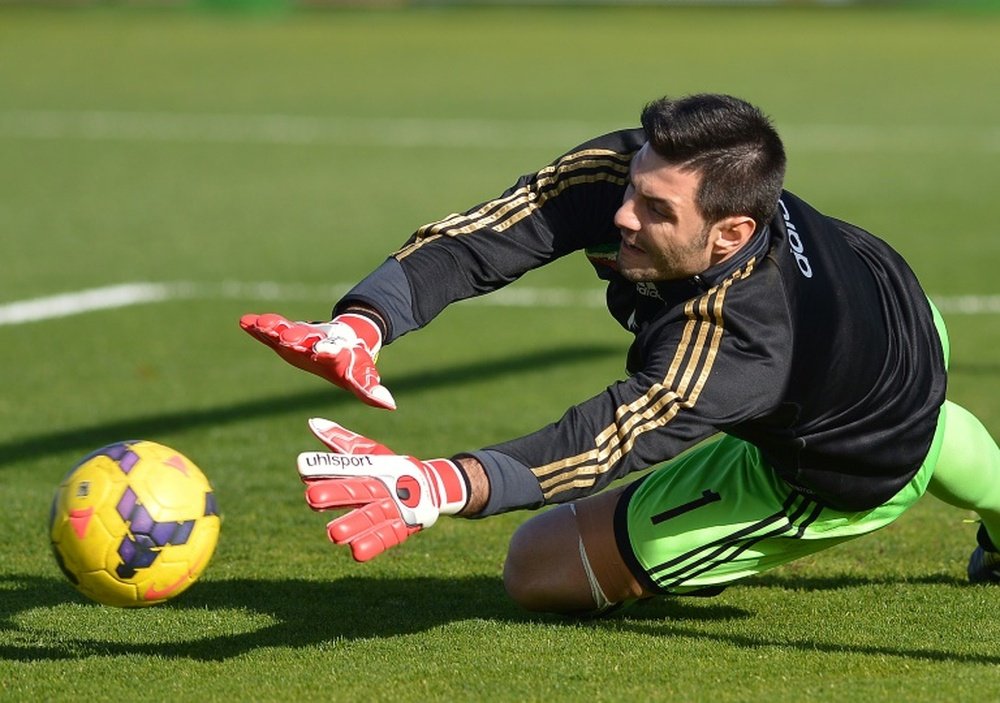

{"left": 621, "top": 237, "right": 645, "bottom": 255}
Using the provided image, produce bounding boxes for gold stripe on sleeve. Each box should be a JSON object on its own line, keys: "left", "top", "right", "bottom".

{"left": 531, "top": 257, "right": 756, "bottom": 499}
{"left": 394, "top": 149, "right": 632, "bottom": 260}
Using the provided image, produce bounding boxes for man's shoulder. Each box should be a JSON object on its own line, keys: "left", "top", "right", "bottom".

{"left": 775, "top": 189, "right": 880, "bottom": 245}
{"left": 559, "top": 127, "right": 645, "bottom": 159}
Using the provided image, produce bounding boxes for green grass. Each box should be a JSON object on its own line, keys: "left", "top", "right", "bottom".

{"left": 2, "top": 4, "right": 1000, "bottom": 701}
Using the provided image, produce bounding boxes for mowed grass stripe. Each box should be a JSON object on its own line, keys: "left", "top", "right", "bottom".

{"left": 2, "top": 282, "right": 998, "bottom": 326}
{"left": 1, "top": 109, "right": 999, "bottom": 153}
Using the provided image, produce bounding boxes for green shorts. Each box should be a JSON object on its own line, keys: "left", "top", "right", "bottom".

{"left": 616, "top": 299, "right": 950, "bottom": 596}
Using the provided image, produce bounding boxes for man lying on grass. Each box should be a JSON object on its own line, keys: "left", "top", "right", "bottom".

{"left": 242, "top": 93, "right": 1000, "bottom": 615}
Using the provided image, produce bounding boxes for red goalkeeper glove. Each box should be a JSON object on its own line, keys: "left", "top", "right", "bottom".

{"left": 297, "top": 418, "right": 469, "bottom": 562}
{"left": 239, "top": 312, "right": 396, "bottom": 410}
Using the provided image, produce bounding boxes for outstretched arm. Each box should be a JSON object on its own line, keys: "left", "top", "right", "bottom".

{"left": 240, "top": 129, "right": 644, "bottom": 409}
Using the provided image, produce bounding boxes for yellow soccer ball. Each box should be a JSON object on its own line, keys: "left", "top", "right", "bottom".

{"left": 50, "top": 441, "right": 221, "bottom": 607}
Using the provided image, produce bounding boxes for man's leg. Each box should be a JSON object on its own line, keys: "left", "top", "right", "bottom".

{"left": 919, "top": 300, "right": 1000, "bottom": 578}
{"left": 926, "top": 400, "right": 1000, "bottom": 579}
{"left": 503, "top": 433, "right": 938, "bottom": 614}
{"left": 503, "top": 486, "right": 654, "bottom": 615}
{"left": 502, "top": 435, "right": 781, "bottom": 614}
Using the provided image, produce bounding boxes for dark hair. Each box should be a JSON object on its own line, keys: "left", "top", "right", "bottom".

{"left": 640, "top": 94, "right": 786, "bottom": 227}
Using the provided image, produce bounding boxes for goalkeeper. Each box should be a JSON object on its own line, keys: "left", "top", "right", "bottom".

{"left": 242, "top": 93, "right": 1000, "bottom": 614}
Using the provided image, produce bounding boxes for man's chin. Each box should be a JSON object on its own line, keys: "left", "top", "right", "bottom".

{"left": 617, "top": 255, "right": 644, "bottom": 281}
{"left": 617, "top": 257, "right": 654, "bottom": 282}
{"left": 617, "top": 265, "right": 685, "bottom": 284}
{"left": 618, "top": 268, "right": 656, "bottom": 284}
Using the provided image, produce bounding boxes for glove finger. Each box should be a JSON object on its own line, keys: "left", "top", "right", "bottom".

{"left": 357, "top": 383, "right": 397, "bottom": 411}
{"left": 278, "top": 322, "right": 329, "bottom": 353}
{"left": 239, "top": 312, "right": 292, "bottom": 346}
{"left": 238, "top": 312, "right": 262, "bottom": 332}
{"left": 314, "top": 348, "right": 397, "bottom": 411}
{"left": 326, "top": 502, "right": 419, "bottom": 562}
{"left": 241, "top": 314, "right": 323, "bottom": 376}
{"left": 303, "top": 476, "right": 390, "bottom": 506}
{"left": 326, "top": 499, "right": 398, "bottom": 543}
{"left": 346, "top": 522, "right": 419, "bottom": 562}
{"left": 307, "top": 417, "right": 395, "bottom": 455}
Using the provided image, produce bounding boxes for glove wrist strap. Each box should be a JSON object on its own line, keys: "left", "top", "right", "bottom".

{"left": 334, "top": 312, "right": 384, "bottom": 355}
{"left": 425, "top": 459, "right": 469, "bottom": 516}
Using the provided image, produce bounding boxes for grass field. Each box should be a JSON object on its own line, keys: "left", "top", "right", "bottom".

{"left": 2, "top": 4, "right": 1000, "bottom": 701}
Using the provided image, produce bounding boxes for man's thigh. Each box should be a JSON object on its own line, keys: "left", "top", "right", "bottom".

{"left": 508, "top": 433, "right": 932, "bottom": 611}
{"left": 504, "top": 487, "right": 649, "bottom": 613}
{"left": 617, "top": 435, "right": 932, "bottom": 595}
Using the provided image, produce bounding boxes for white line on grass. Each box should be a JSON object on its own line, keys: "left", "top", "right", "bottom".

{"left": 0, "top": 282, "right": 997, "bottom": 327}
{"left": 0, "top": 283, "right": 173, "bottom": 326}
{"left": 1, "top": 110, "right": 999, "bottom": 153}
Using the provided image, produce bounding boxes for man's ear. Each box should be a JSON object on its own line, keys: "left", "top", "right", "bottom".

{"left": 712, "top": 216, "right": 757, "bottom": 259}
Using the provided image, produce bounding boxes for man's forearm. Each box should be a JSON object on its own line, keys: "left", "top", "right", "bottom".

{"left": 456, "top": 456, "right": 490, "bottom": 516}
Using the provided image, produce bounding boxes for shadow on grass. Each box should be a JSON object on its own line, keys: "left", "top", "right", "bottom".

{"left": 739, "top": 570, "right": 962, "bottom": 590}
{"left": 0, "top": 573, "right": 744, "bottom": 662}
{"left": 2, "top": 571, "right": 998, "bottom": 666}
{"left": 615, "top": 571, "right": 1000, "bottom": 666}
{"left": 0, "top": 343, "right": 621, "bottom": 468}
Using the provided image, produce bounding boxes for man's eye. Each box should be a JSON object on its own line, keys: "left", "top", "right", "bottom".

{"left": 650, "top": 204, "right": 672, "bottom": 220}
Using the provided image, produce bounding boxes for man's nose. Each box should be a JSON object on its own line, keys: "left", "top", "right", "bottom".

{"left": 614, "top": 193, "right": 640, "bottom": 233}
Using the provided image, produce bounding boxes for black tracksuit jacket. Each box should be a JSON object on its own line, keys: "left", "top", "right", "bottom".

{"left": 337, "top": 128, "right": 947, "bottom": 515}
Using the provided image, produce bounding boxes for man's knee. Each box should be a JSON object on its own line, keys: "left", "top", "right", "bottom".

{"left": 502, "top": 489, "right": 650, "bottom": 614}
{"left": 502, "top": 518, "right": 547, "bottom": 610}
{"left": 502, "top": 505, "right": 597, "bottom": 614}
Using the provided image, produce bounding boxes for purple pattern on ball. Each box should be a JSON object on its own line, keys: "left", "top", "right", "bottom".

{"left": 109, "top": 473, "right": 208, "bottom": 579}
{"left": 205, "top": 492, "right": 219, "bottom": 517}
{"left": 173, "top": 520, "right": 194, "bottom": 545}
{"left": 118, "top": 450, "right": 140, "bottom": 474}
{"left": 119, "top": 537, "right": 136, "bottom": 563}
{"left": 115, "top": 535, "right": 158, "bottom": 579}
{"left": 150, "top": 521, "right": 176, "bottom": 547}
{"left": 116, "top": 487, "right": 137, "bottom": 521}
{"left": 135, "top": 551, "right": 157, "bottom": 569}
{"left": 64, "top": 441, "right": 139, "bottom": 483}
{"left": 104, "top": 443, "right": 129, "bottom": 460}
{"left": 130, "top": 505, "right": 154, "bottom": 534}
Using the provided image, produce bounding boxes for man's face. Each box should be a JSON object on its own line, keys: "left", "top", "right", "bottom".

{"left": 614, "top": 143, "right": 715, "bottom": 282}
